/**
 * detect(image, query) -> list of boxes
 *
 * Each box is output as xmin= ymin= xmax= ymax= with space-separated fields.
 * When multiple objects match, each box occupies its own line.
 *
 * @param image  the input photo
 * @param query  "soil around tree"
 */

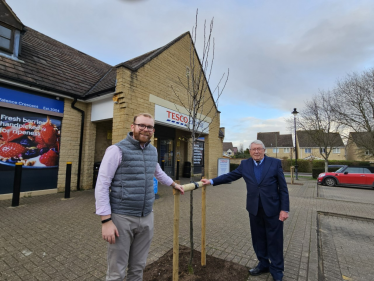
xmin=143 ymin=245 xmax=249 ymax=281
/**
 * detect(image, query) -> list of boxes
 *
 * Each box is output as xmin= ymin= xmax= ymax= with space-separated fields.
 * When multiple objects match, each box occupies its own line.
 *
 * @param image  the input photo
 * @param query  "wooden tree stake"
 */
xmin=173 ymin=188 xmax=180 ymax=281
xmin=201 ymin=184 xmax=207 ymax=266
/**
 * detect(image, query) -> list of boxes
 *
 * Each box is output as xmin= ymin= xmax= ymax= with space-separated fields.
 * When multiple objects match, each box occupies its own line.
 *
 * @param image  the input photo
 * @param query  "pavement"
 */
xmin=1 ymin=177 xmax=374 ymax=281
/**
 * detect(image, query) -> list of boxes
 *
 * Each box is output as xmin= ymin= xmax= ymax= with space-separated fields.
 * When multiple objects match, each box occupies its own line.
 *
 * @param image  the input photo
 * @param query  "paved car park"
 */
xmin=318 ymin=184 xmax=374 ymax=205
xmin=1 ymin=177 xmax=374 ymax=280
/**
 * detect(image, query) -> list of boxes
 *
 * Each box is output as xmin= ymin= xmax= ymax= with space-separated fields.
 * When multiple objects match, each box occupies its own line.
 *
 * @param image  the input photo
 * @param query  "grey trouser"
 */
xmin=106 ymin=212 xmax=154 ymax=281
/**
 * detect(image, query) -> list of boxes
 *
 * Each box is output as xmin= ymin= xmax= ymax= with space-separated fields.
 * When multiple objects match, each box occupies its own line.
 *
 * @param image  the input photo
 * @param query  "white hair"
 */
xmin=249 ymin=140 xmax=265 ymax=150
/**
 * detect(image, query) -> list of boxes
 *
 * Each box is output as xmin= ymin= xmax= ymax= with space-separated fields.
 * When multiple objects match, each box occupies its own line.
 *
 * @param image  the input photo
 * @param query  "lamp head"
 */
xmin=292 ymin=108 xmax=299 ymax=116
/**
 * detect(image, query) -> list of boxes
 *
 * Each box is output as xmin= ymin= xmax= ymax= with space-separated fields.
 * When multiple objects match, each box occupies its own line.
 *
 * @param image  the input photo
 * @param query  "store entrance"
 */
xmin=159 ymin=138 xmax=174 ymax=177
xmin=154 ymin=124 xmax=176 ymax=178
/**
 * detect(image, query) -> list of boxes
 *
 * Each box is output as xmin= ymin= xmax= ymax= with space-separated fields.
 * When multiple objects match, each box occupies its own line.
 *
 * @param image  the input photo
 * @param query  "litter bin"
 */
xmin=183 ymin=161 xmax=191 ymax=178
xmin=93 ymin=162 xmax=101 ymax=188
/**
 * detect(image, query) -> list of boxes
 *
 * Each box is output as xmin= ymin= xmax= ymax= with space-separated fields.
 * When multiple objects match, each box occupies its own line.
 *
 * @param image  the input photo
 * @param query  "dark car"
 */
xmin=317 ymin=166 xmax=374 ymax=188
xmin=327 ymin=164 xmax=345 ymax=171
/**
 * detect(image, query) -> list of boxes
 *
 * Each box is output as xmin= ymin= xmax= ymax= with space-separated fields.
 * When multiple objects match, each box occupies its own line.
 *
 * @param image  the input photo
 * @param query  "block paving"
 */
xmin=0 ymin=178 xmax=373 ymax=280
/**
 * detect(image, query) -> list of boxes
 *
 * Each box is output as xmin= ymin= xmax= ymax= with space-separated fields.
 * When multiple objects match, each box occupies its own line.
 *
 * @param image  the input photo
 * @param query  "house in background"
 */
xmin=296 ymin=131 xmax=345 ymax=160
xmin=346 ymin=132 xmax=374 ymax=162
xmin=223 ymin=142 xmax=237 ymax=157
xmin=257 ymin=132 xmax=293 ymax=159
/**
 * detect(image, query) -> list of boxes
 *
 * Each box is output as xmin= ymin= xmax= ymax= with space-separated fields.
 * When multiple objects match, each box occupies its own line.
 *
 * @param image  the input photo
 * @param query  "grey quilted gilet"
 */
xmin=109 ymin=132 xmax=158 ymax=217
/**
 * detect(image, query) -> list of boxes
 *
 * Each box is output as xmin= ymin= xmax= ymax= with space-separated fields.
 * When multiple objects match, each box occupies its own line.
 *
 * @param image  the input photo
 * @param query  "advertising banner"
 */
xmin=0 ymin=107 xmax=61 ymax=194
xmin=0 ymin=107 xmax=61 ymax=168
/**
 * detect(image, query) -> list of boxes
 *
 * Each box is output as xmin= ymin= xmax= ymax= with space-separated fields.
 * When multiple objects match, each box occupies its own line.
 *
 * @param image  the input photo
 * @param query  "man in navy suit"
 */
xmin=201 ymin=140 xmax=289 ymax=281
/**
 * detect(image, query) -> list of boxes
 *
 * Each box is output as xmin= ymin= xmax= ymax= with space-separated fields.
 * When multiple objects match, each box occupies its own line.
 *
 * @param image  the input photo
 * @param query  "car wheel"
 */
xmin=324 ymin=178 xmax=336 ymax=187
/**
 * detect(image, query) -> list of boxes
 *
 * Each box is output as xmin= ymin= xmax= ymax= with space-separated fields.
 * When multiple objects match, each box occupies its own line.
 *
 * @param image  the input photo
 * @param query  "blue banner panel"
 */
xmin=0 ymin=86 xmax=64 ymax=114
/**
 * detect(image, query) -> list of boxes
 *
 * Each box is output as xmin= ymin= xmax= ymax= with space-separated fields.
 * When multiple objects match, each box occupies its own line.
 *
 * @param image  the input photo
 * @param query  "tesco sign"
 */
xmin=155 ymin=105 xmax=209 ymax=133
xmin=166 ymin=111 xmax=189 ymax=124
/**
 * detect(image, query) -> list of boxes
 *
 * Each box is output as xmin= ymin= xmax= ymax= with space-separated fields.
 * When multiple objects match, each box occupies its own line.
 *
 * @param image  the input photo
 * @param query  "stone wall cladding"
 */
xmin=114 ymin=34 xmax=223 ymax=179
xmin=57 ymin=100 xmax=97 ymax=191
xmin=58 ymin=100 xmax=85 ymax=191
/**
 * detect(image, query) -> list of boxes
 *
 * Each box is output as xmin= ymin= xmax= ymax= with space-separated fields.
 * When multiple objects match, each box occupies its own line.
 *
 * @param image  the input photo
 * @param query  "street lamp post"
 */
xmin=292 ymin=108 xmax=299 ymax=180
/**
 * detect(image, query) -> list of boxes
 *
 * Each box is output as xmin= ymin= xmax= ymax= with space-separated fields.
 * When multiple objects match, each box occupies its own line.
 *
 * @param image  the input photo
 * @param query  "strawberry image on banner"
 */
xmin=0 ymin=108 xmax=62 ymax=168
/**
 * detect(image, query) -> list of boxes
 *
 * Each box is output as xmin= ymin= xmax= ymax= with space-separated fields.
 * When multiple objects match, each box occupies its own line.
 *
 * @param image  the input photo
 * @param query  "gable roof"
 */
xmin=223 ymin=142 xmax=234 ymax=151
xmin=257 ymin=132 xmax=293 ymax=148
xmin=0 ymin=0 xmax=24 ymax=30
xmin=116 ymin=32 xmax=189 ymax=71
xmin=349 ymin=132 xmax=374 ymax=146
xmin=0 ymin=27 xmax=115 ymax=98
xmin=297 ymin=131 xmax=344 ymax=147
xmin=116 ymin=31 xmax=220 ymax=113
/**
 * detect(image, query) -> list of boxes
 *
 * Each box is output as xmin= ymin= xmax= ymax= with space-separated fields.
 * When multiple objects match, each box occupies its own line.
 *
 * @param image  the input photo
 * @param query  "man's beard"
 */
xmin=133 ymin=130 xmax=151 ymax=143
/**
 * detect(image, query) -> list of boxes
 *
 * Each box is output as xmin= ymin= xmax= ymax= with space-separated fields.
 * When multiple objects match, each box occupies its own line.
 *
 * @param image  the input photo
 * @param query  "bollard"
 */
xmin=290 ymin=166 xmax=295 ymax=184
xmin=65 ymin=162 xmax=72 ymax=199
xmin=12 ymin=163 xmax=23 ymax=207
xmin=161 ymin=159 xmax=165 ymax=171
xmin=176 ymin=160 xmax=180 ymax=180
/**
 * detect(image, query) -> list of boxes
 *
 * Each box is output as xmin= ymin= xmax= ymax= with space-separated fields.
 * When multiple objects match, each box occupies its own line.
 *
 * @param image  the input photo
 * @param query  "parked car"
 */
xmin=317 ymin=166 xmax=374 ymax=188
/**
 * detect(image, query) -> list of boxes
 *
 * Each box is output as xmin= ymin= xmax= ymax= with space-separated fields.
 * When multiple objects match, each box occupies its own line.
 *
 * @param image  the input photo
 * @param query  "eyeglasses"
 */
xmin=134 ymin=123 xmax=154 ymax=131
xmin=251 ymin=148 xmax=264 ymax=152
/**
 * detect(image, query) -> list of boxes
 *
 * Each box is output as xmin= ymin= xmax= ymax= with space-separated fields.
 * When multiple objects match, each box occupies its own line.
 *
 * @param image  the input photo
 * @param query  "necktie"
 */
xmin=256 ymin=161 xmax=260 ymax=165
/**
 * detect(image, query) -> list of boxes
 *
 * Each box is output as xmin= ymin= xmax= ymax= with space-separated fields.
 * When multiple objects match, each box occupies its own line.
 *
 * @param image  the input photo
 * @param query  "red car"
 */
xmin=317 ymin=166 xmax=374 ymax=188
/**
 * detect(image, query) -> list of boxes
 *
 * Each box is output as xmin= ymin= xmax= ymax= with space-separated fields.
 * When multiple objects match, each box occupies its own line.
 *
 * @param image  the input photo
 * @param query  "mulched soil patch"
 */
xmin=143 ymin=245 xmax=249 ymax=281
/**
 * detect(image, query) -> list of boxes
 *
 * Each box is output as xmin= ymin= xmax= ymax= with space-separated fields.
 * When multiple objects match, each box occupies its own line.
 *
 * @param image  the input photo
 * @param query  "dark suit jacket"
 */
xmin=212 ymin=156 xmax=289 ymax=217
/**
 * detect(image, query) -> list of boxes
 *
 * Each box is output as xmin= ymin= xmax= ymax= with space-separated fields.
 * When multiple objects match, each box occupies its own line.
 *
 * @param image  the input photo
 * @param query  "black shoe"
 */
xmin=273 ymin=279 xmax=282 ymax=281
xmin=248 ymin=266 xmax=269 ymax=276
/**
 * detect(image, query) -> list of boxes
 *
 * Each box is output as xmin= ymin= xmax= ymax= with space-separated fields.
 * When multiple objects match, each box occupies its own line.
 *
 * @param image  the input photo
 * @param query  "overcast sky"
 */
xmin=7 ymin=0 xmax=374 ymax=149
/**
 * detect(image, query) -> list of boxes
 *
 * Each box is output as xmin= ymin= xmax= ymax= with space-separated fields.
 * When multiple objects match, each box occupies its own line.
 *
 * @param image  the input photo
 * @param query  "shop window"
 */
xmin=0 ymin=24 xmax=13 ymax=53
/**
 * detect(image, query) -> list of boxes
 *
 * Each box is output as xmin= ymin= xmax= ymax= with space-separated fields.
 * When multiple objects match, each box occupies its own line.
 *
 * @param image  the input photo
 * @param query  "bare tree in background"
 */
xmin=333 ymin=69 xmax=374 ymax=158
xmin=171 ymin=10 xmax=229 ymax=272
xmin=296 ymin=91 xmax=343 ymax=172
xmin=239 ymin=143 xmax=244 ymax=154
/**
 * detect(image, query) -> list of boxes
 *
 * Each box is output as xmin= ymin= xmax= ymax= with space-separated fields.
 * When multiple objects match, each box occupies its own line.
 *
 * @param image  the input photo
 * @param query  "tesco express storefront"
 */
xmin=92 ymin=96 xmax=209 ymax=179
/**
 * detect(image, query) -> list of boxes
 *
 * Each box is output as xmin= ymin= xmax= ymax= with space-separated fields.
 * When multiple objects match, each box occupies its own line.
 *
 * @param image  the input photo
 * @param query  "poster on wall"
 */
xmin=193 ymin=141 xmax=204 ymax=165
xmin=0 ymin=107 xmax=61 ymax=168
xmin=217 ymin=158 xmax=230 ymax=177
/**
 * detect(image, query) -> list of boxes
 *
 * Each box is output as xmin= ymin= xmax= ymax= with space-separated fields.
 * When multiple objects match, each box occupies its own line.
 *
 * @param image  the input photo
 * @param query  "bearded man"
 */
xmin=95 ymin=113 xmax=184 ymax=281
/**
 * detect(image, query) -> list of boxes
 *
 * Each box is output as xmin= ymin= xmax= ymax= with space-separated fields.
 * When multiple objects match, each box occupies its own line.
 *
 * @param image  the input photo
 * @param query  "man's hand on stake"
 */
xmin=201 ymin=179 xmax=211 ymax=186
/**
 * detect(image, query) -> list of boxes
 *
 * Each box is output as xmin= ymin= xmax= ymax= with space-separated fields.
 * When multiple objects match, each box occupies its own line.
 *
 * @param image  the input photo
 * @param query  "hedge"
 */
xmin=312 ymin=160 xmax=370 ymax=168
xmin=281 ymin=159 xmax=313 ymax=173
xmin=230 ymin=163 xmax=240 ymax=172
xmin=281 ymin=159 xmax=371 ymax=172
xmin=230 ymin=159 xmax=371 ymax=174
